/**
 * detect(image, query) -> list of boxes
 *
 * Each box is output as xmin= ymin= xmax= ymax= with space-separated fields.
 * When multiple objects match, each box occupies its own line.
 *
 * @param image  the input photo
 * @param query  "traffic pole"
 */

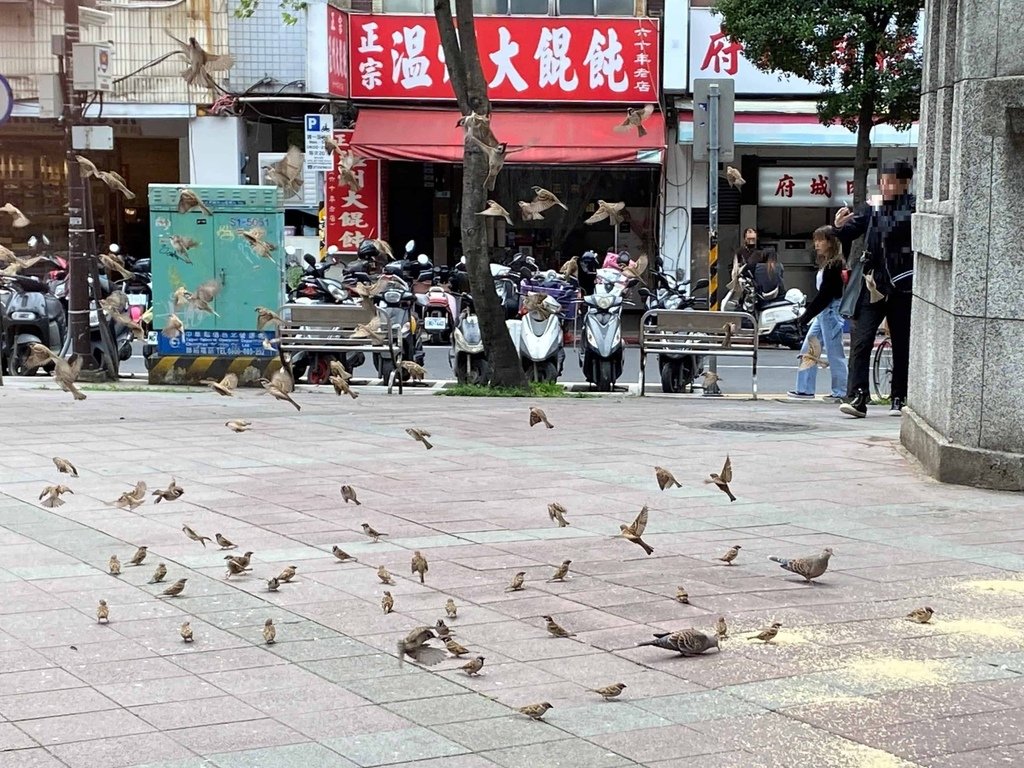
xmin=704 ymin=83 xmax=722 ymax=397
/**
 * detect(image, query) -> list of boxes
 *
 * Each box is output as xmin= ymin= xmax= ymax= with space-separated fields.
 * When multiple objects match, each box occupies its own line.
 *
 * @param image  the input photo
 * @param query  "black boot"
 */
xmin=889 ymin=397 xmax=904 ymax=415
xmin=839 ymin=388 xmax=868 ymax=418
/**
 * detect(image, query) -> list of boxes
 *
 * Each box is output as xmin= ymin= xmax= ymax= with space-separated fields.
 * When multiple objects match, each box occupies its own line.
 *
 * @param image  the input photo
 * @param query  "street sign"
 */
xmin=0 ymin=75 xmax=12 ymax=127
xmin=692 ymin=78 xmax=735 ymax=163
xmin=304 ymin=113 xmax=335 ymax=172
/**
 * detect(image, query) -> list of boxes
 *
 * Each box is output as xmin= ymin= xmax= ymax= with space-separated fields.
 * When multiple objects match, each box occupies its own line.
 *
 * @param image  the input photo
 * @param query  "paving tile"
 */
xmin=45 ymin=732 xmax=196 ymax=768
xmin=16 ymin=708 xmax=155 ymax=746
xmin=0 ymin=747 xmax=71 ymax=768
xmin=433 ymin=715 xmax=563 ymax=752
xmin=482 ymin=739 xmax=635 ymax=768
xmin=588 ymin=723 xmax=729 ymax=762
xmin=0 ymin=722 xmax=37 ymax=750
xmin=131 ymin=696 xmax=266 ymax=730
xmin=326 ymin=725 xmax=469 ymax=766
xmin=343 ymin=673 xmax=472 ymax=704
xmin=0 ymin=687 xmax=116 ymax=720
xmin=166 ymin=718 xmax=307 ymax=755
xmin=209 ymin=742 xmax=358 ymax=768
xmin=384 ymin=694 xmax=509 ymax=726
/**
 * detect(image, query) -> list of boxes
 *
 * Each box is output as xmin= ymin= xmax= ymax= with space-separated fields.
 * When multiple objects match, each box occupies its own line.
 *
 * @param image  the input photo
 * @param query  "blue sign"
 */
xmin=157 ymin=330 xmax=277 ymax=357
xmin=0 ymin=75 xmax=13 ymax=127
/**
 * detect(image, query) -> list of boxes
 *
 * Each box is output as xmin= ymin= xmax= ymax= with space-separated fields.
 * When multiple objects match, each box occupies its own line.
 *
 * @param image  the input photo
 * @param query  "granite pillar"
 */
xmin=902 ymin=0 xmax=1024 ymax=490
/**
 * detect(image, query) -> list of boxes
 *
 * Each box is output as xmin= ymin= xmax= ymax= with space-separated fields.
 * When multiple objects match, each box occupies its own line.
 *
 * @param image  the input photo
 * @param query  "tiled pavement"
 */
xmin=0 ymin=380 xmax=1023 ymax=767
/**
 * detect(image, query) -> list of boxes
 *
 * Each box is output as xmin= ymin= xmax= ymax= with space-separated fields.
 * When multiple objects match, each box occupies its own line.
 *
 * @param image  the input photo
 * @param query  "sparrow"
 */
xmin=638 ymin=629 xmax=720 ymax=656
xmin=378 ymin=566 xmax=396 ymax=585
xmin=176 ymin=188 xmax=212 ymax=215
xmin=106 ymin=308 xmax=146 ymax=340
xmin=98 ymin=251 xmax=134 ymax=281
xmin=330 ymin=374 xmax=358 ymax=399
xmin=864 ymin=270 xmax=885 ymax=303
xmin=167 ymin=33 xmax=235 ymax=88
xmin=162 ymin=313 xmax=184 ymax=340
xmin=522 ymin=292 xmax=562 ymax=321
xmin=128 ymin=546 xmax=148 ymax=566
xmin=225 ymin=558 xmax=251 ymax=579
xmin=263 ymin=618 xmax=276 ymax=644
xmin=52 ymin=353 xmax=87 ymax=401
xmin=406 ymin=428 xmax=433 ymax=449
xmin=227 ymin=551 xmax=253 ymax=569
xmin=722 ymin=322 xmax=736 ymax=348
xmin=477 ymin=199 xmax=513 ymax=226
xmin=95 ymin=169 xmax=135 ymax=199
xmin=271 ymin=367 xmax=294 ymax=394
xmin=329 ymin=359 xmax=352 ymax=381
xmin=619 ymin=505 xmax=654 ymax=555
xmin=332 ymin=545 xmax=355 ymax=562
xmin=400 ymin=360 xmax=427 ymax=381
xmin=558 ymin=254 xmax=579 ymax=278
xmin=529 ymin=185 xmax=568 ymax=212
xmin=469 ymin=136 xmax=523 ymax=191
xmin=543 ymin=615 xmax=575 ymax=638
xmin=702 ymin=370 xmax=722 ymax=390
xmin=907 ymin=607 xmax=935 ymax=624
xmin=547 ymin=560 xmax=572 ymax=582
xmin=237 ymin=227 xmax=277 ymax=260
xmin=799 ymin=335 xmax=829 ymax=370
xmin=152 ymin=478 xmax=184 ymax=503
xmin=506 ymin=571 xmax=526 ymax=592
xmin=362 ymin=523 xmax=387 ymax=542
xmin=1 ymin=202 xmax=30 ymax=228
xmin=715 ymin=616 xmax=728 ymax=639
xmin=39 ymin=484 xmax=73 ymax=508
xmin=717 ymin=545 xmax=742 ymax=565
xmin=381 ymin=591 xmax=394 ymax=614
xmin=168 ymin=235 xmax=199 ymax=263
xmin=518 ymin=702 xmax=553 ymax=720
xmin=675 ymin=586 xmax=689 ymax=604
xmin=456 ymin=111 xmax=490 ymax=138
xmin=24 ymin=343 xmax=55 ymax=369
xmin=351 ymin=317 xmax=384 ymax=343
xmin=725 ymin=166 xmax=746 ymax=188
xmin=548 ymin=502 xmax=570 ymax=527
xmin=336 ymin=150 xmax=364 ymax=192
xmin=726 ymin=255 xmax=743 ymax=293
xmin=585 ymin=200 xmax=626 ymax=226
xmin=186 ymin=279 xmax=221 ymax=315
xmin=445 ymin=598 xmax=458 ymax=619
xmin=613 ymin=104 xmax=655 ymax=137
xmin=592 ymin=682 xmax=627 ymax=700
xmin=149 ymin=563 xmax=167 ymax=583
xmin=434 ymin=619 xmax=454 ymax=639
xmin=111 ymin=490 xmax=143 ymax=511
xmin=225 ymin=420 xmax=252 ymax=433
xmin=277 ymin=565 xmax=297 ymax=583
xmin=750 ymin=622 xmax=782 ymax=643
xmin=215 ymin=534 xmax=236 ymax=550
xmin=397 ymin=626 xmax=445 ymax=666
xmin=411 ymin=551 xmax=428 ymax=584
xmin=341 ymin=485 xmax=361 ymax=505
xmin=706 ymin=455 xmax=737 ymax=502
xmin=263 ymin=146 xmax=304 ymax=197
xmin=182 ymin=525 xmax=212 ymax=547
xmin=255 ymin=306 xmax=283 ymax=330
xmin=460 ymin=655 xmax=485 ymax=676
xmin=158 ymin=578 xmax=188 ymax=598
xmin=108 ymin=555 xmax=122 ymax=575
xmin=96 ymin=600 xmax=109 ymax=624
xmin=258 ymin=377 xmax=300 ymax=411
xmin=266 ymin=577 xmax=280 ymax=592
xmin=180 ymin=621 xmax=194 ymax=642
xmin=621 ymin=252 xmax=649 ymax=284
xmin=445 ymin=637 xmax=469 ymax=657
xmin=655 ymin=466 xmax=681 ymax=490
xmin=529 ymin=406 xmax=553 ymax=428
xmin=518 ymin=200 xmax=545 ymax=221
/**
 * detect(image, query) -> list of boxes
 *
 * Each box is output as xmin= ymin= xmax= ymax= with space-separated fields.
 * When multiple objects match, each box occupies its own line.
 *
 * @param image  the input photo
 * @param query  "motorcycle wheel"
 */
xmin=595 ymin=360 xmax=614 ymax=392
xmin=7 ymin=347 xmax=40 ymax=377
xmin=378 ymin=359 xmax=396 ymax=386
xmin=660 ymin=361 xmax=683 ymax=394
xmin=308 ymin=356 xmax=332 ymax=385
xmin=541 ymin=361 xmax=558 ymax=383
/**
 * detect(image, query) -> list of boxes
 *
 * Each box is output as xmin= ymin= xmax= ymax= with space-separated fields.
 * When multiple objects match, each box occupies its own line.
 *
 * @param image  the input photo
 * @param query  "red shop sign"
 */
xmin=325 ymin=130 xmax=382 ymax=253
xmin=328 ymin=5 xmax=350 ymax=98
xmin=348 ymin=14 xmax=659 ymax=103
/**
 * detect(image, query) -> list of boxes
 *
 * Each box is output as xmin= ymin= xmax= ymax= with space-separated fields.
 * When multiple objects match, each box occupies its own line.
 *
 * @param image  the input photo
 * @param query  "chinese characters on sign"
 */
xmin=325 ymin=130 xmax=382 ymax=253
xmin=327 ymin=5 xmax=350 ymax=98
xmin=758 ymin=168 xmax=855 ymax=207
xmin=348 ymin=15 xmax=659 ymax=102
xmin=156 ymin=330 xmax=277 ymax=357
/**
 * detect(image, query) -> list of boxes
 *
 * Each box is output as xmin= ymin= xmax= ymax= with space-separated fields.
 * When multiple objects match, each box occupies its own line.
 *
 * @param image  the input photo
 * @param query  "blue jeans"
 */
xmin=795 ymin=299 xmax=848 ymax=397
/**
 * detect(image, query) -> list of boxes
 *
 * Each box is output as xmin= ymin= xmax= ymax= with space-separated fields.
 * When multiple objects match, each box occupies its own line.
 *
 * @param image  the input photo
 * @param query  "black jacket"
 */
xmin=834 ymin=194 xmax=916 ymax=296
xmin=800 ymin=260 xmax=846 ymax=326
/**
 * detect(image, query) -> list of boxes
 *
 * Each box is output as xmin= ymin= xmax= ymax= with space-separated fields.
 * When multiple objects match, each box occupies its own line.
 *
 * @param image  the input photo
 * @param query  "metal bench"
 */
xmin=278 ymin=303 xmax=403 ymax=394
xmin=639 ymin=309 xmax=760 ymax=398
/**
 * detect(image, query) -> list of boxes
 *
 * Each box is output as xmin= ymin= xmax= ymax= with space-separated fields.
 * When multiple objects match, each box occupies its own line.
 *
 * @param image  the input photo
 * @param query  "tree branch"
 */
xmin=453 ymin=0 xmax=490 ymax=115
xmin=434 ymin=0 xmax=471 ymax=114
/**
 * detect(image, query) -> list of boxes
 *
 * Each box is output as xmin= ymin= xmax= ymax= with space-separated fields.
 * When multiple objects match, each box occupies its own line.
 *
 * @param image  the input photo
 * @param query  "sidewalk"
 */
xmin=0 ymin=383 xmax=1022 ymax=768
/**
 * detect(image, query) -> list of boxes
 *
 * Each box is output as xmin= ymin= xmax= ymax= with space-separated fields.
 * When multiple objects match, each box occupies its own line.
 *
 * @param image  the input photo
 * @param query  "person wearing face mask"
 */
xmin=832 ymin=160 xmax=916 ymax=418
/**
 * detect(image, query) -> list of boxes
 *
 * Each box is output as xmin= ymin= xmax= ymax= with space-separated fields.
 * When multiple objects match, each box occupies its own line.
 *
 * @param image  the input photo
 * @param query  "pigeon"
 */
xmin=397 ymin=626 xmax=445 ymax=666
xmin=907 ymin=607 xmax=935 ymax=624
xmin=529 ymin=407 xmax=553 ymax=429
xmin=768 ymin=547 xmax=834 ymax=583
xmin=726 ymin=166 xmax=746 ymax=188
xmin=750 ymin=622 xmax=782 ymax=643
xmin=637 ymin=629 xmax=720 ymax=656
xmin=799 ymin=335 xmax=829 ymax=370
xmin=585 ymin=200 xmax=626 ymax=226
xmin=655 ymin=466 xmax=681 ymax=490
xmin=341 ymin=485 xmax=361 ymax=505
xmin=1 ymin=202 xmax=30 ymax=228
xmin=460 ymin=656 xmax=485 ymax=676
xmin=717 ymin=545 xmax=741 ymax=565
xmin=619 ymin=505 xmax=654 ymax=555
xmin=406 ymin=428 xmax=433 ymax=449
xmin=477 ymin=199 xmax=513 ymax=226
xmin=167 ymin=33 xmax=235 ymax=88
xmin=592 ymin=682 xmax=627 ymax=700
xmin=706 ymin=455 xmax=736 ymax=502
xmin=613 ymin=104 xmax=655 ymax=137
xmin=517 ymin=702 xmax=553 ymax=720
xmin=547 ymin=502 xmax=569 ymax=527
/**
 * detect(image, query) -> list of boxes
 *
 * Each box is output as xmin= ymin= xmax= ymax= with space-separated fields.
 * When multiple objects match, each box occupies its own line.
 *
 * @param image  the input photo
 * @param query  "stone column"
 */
xmin=902 ymin=0 xmax=1024 ymax=490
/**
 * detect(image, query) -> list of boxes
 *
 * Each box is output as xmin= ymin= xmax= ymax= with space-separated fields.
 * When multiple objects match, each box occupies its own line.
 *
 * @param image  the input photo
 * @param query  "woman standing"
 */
xmin=788 ymin=226 xmax=848 ymax=402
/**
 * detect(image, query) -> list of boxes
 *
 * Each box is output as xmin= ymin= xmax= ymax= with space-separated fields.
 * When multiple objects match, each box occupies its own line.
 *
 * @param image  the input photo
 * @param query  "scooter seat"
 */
xmin=759 ymin=299 xmax=793 ymax=309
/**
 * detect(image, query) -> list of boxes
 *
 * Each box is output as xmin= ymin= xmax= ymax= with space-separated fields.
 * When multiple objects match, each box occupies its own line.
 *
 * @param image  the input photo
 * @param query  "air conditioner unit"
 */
xmin=257 ymin=151 xmax=319 ymax=209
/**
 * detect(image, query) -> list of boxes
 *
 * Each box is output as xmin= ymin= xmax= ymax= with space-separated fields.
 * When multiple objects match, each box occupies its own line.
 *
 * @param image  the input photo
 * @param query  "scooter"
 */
xmin=373 ymin=274 xmax=425 ymax=385
xmin=2 ymin=273 xmax=67 ymax=376
xmin=641 ymin=275 xmax=710 ymax=393
xmin=723 ymin=273 xmax=806 ymax=350
xmin=508 ymin=291 xmax=565 ymax=383
xmin=579 ymin=267 xmax=634 ymax=392
xmin=448 ymin=293 xmax=490 ymax=385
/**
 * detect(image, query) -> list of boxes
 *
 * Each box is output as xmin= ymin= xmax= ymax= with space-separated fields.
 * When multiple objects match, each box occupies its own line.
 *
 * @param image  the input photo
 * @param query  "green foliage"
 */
xmin=233 ymin=0 xmax=308 ymax=26
xmin=438 ymin=381 xmax=567 ymax=398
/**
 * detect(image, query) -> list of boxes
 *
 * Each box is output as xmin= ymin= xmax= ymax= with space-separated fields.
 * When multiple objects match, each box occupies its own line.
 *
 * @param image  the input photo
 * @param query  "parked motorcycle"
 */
xmin=2 ymin=273 xmax=66 ymax=376
xmin=579 ymin=267 xmax=634 ymax=392
xmin=722 ymin=272 xmax=805 ymax=349
xmin=448 ymin=293 xmax=490 ymax=385
xmin=641 ymin=275 xmax=710 ymax=393
xmin=372 ymin=274 xmax=425 ymax=385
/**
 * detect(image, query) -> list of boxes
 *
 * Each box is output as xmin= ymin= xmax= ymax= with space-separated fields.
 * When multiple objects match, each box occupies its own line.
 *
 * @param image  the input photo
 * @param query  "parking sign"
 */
xmin=304 ymin=113 xmax=334 ymax=172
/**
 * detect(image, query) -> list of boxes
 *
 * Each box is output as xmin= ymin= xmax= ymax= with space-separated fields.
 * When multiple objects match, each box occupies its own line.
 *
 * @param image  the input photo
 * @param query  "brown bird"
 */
xmin=263 ymin=618 xmax=276 ymax=644
xmin=106 ymin=308 xmax=146 ymax=341
xmin=167 ymin=33 xmax=235 ymax=88
xmin=52 ymin=354 xmax=87 ymax=401
xmin=225 ymin=558 xmax=251 ymax=579
xmin=585 ymin=200 xmax=626 ymax=226
xmin=706 ymin=455 xmax=736 ymax=502
xmin=675 ymin=586 xmax=689 ymax=604
xmin=702 ymin=370 xmax=722 ymax=391
xmin=907 ymin=607 xmax=935 ymax=624
xmin=522 ymin=292 xmax=562 ymax=321
xmin=460 ymin=656 xmax=485 ymax=676
xmin=22 ymin=343 xmax=54 ymax=370
xmin=255 ymin=306 xmax=283 ymax=330
xmin=799 ymin=335 xmax=829 ymax=370
xmin=215 ymin=534 xmax=236 ymax=550
xmin=332 ymin=545 xmax=356 ymax=562
xmin=98 ymin=251 xmax=134 ymax=281
xmin=406 ymin=428 xmax=433 ymax=449
xmin=182 ymin=525 xmax=212 ymax=548
xmin=39 ymin=484 xmax=73 ymax=508
xmin=111 ymin=491 xmax=143 ymax=511
xmin=506 ymin=571 xmax=526 ymax=592
xmin=469 ymin=136 xmax=523 ymax=191
xmin=619 ymin=505 xmax=654 ymax=556
xmin=529 ymin=406 xmax=553 ymax=429
xmin=725 ymin=166 xmax=746 ymax=188
xmin=377 ymin=565 xmax=396 ymax=585
xmin=96 ymin=600 xmax=109 ymax=624
xmin=158 ymin=578 xmax=188 ymax=598
xmin=445 ymin=598 xmax=458 ymax=619
xmin=547 ymin=560 xmax=572 ymax=582
xmin=361 ymin=523 xmax=387 ymax=542
xmin=149 ymin=563 xmax=167 ymax=583
xmin=271 ymin=366 xmax=294 ymax=394
xmin=168 ymin=235 xmax=200 ymax=263
xmin=864 ymin=270 xmax=885 ymax=303
xmin=227 ymin=551 xmax=253 ymax=569
xmin=96 ymin=169 xmax=135 ymax=199
xmin=341 ymin=485 xmax=361 ymax=505
xmin=543 ymin=615 xmax=575 ymax=638
xmin=330 ymin=374 xmax=358 ymax=399
xmin=336 ymin=150 xmax=364 ymax=192
xmin=434 ymin=619 xmax=454 ymax=639
xmin=519 ymin=187 xmax=567 ymax=220
xmin=381 ymin=591 xmax=394 ymax=614
xmin=180 ymin=621 xmax=193 ymax=643
xmin=266 ymin=577 xmax=280 ymax=592
xmin=152 ymin=479 xmax=184 ymax=503
xmin=263 ymin=146 xmax=304 ymax=197
xmin=456 ymin=111 xmax=490 ymax=137
xmin=2 ymin=202 xmax=30 ymax=228
xmin=750 ymin=622 xmax=782 ymax=643
xmin=397 ymin=626 xmax=445 ymax=666
xmin=592 ymin=682 xmax=627 ymax=700
xmin=225 ymin=419 xmax=252 ymax=433
xmin=108 ymin=555 xmax=122 ymax=575
xmin=445 ymin=637 xmax=469 ymax=657
xmin=411 ymin=551 xmax=428 ymax=583
xmin=162 ymin=313 xmax=184 ymax=340
xmin=238 ymin=227 xmax=277 ymax=260
xmin=517 ymin=200 xmax=545 ymax=222
xmin=128 ymin=546 xmax=148 ymax=566
xmin=351 ymin=318 xmax=385 ymax=344
xmin=259 ymin=377 xmax=300 ymax=411
xmin=186 ymin=279 xmax=221 ymax=315
xmin=477 ymin=199 xmax=513 ymax=226
xmin=621 ymin=252 xmax=649 ymax=284
xmin=722 ymin=322 xmax=736 ymax=348
xmin=715 ymin=616 xmax=728 ymax=639
xmin=717 ymin=545 xmax=741 ymax=565
xmin=638 ymin=629 xmax=720 ymax=656
xmin=329 ymin=359 xmax=352 ymax=380
xmin=558 ymin=254 xmax=579 ymax=278
xmin=400 ymin=360 xmax=427 ymax=381
xmin=518 ymin=702 xmax=553 ymax=720
xmin=655 ymin=466 xmax=681 ymax=490
xmin=613 ymin=104 xmax=655 ymax=137
xmin=277 ymin=565 xmax=297 ymax=583
xmin=548 ymin=502 xmax=570 ymax=527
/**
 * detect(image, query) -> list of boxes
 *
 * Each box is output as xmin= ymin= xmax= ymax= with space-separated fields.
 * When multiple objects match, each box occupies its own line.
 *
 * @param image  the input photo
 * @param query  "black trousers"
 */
xmin=847 ymin=290 xmax=912 ymax=400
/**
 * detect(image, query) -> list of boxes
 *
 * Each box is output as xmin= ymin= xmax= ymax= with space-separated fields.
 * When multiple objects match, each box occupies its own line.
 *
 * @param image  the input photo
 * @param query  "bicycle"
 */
xmin=871 ymin=320 xmax=893 ymax=401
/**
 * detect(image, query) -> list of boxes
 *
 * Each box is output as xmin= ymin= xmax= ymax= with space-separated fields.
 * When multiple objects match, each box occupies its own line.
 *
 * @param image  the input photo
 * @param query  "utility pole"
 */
xmin=704 ymin=83 xmax=722 ymax=396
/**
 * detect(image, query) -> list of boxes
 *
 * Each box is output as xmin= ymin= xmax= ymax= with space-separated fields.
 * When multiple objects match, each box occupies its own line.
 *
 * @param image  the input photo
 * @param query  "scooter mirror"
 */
xmin=27 ymin=236 xmax=38 ymax=248
xmin=405 ymin=240 xmax=415 ymax=255
xmin=303 ymin=254 xmax=317 ymax=267
xmin=638 ymin=287 xmax=652 ymax=298
xmin=109 ymin=243 xmax=120 ymax=254
xmin=42 ymin=235 xmax=50 ymax=246
xmin=693 ymin=278 xmax=710 ymax=291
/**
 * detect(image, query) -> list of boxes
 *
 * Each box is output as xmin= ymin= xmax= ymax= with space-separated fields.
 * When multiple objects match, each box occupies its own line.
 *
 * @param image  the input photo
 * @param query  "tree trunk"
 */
xmin=852 ymin=39 xmax=879 ymax=206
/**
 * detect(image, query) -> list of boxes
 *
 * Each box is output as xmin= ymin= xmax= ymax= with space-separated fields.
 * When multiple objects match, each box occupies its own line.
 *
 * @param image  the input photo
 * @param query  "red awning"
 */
xmin=350 ymin=108 xmax=665 ymax=166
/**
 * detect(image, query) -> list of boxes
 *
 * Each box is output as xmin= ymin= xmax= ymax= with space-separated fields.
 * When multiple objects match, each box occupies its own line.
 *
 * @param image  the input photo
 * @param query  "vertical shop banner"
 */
xmin=327 ymin=5 xmax=350 ymax=97
xmin=348 ymin=15 xmax=658 ymax=103
xmin=325 ymin=130 xmax=381 ymax=253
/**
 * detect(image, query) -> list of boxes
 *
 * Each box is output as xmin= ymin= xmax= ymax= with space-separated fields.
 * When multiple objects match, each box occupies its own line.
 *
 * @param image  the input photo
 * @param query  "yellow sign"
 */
xmin=318 ymin=201 xmax=326 ymax=260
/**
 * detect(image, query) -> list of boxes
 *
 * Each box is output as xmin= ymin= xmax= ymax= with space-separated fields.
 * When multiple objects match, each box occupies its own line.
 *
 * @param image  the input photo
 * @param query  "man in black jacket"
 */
xmin=833 ymin=160 xmax=915 ymax=418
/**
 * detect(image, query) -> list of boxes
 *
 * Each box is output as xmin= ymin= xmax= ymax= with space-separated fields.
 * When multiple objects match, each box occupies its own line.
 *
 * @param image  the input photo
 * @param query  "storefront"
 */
xmin=323 ymin=11 xmax=664 ymax=269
